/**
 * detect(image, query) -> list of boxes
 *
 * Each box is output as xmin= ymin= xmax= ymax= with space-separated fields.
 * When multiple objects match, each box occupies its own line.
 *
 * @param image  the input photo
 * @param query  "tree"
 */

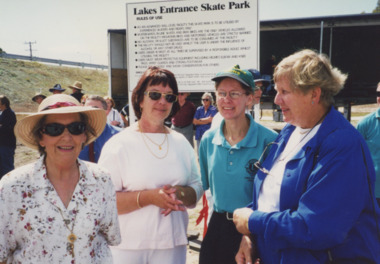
xmin=373 ymin=0 xmax=380 ymax=13
xmin=0 ymin=48 xmax=5 ymax=54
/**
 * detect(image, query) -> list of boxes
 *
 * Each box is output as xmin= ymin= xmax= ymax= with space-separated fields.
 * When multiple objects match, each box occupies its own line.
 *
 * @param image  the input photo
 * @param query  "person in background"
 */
xmin=80 ymin=94 xmax=88 ymax=106
xmin=198 ymin=65 xmax=278 ymax=264
xmin=79 ymin=95 xmax=119 ymax=163
xmin=104 ymin=96 xmax=125 ymax=128
xmin=261 ymin=55 xmax=277 ymax=95
xmin=0 ymin=95 xmax=17 ymax=179
xmin=49 ymin=84 xmax=65 ymax=94
xmin=120 ymin=103 xmax=129 ymax=127
xmin=32 ymin=92 xmax=46 ymax=104
xmin=171 ymin=92 xmax=196 ymax=147
xmin=68 ymin=81 xmax=85 ymax=103
xmin=98 ymin=66 xmax=203 ymax=264
xmin=233 ymin=49 xmax=380 ymax=263
xmin=193 ymin=92 xmax=218 ymax=150
xmin=0 ymin=94 xmax=120 ymax=263
xmin=357 ymin=81 xmax=380 ymax=207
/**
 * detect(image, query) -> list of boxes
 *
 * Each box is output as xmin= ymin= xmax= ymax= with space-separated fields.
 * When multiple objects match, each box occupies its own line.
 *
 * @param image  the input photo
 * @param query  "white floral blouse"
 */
xmin=0 ymin=156 xmax=121 ymax=263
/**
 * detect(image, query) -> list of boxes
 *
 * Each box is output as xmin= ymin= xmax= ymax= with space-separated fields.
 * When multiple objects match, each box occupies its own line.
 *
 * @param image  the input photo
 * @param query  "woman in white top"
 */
xmin=99 ymin=66 xmax=203 ymax=264
xmin=104 ymin=96 xmax=125 ymax=128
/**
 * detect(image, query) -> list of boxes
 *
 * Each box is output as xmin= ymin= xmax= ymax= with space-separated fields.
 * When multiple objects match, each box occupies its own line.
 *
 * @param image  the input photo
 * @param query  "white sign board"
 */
xmin=126 ymin=0 xmax=259 ymax=92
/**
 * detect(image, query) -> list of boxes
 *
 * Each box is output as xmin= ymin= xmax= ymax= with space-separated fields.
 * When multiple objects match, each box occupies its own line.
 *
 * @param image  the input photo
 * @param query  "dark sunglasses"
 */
xmin=41 ymin=122 xmax=86 ymax=137
xmin=144 ymin=91 xmax=177 ymax=103
xmin=202 ymin=99 xmax=209 ymax=102
xmin=377 ymin=91 xmax=380 ymax=97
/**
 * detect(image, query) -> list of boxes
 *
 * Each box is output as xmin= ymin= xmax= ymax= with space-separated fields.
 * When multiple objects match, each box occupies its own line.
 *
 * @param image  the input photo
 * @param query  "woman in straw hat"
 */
xmin=0 ymin=94 xmax=120 ymax=263
xmin=98 ymin=66 xmax=203 ymax=264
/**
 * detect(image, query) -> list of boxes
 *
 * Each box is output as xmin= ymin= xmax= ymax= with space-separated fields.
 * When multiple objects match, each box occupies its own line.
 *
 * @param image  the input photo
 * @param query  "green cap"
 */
xmin=212 ymin=65 xmax=255 ymax=89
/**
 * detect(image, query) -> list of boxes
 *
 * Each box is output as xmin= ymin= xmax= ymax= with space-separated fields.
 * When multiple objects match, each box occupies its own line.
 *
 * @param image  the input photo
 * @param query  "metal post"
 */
xmin=319 ymin=21 xmax=324 ymax=54
xmin=329 ymin=27 xmax=333 ymax=61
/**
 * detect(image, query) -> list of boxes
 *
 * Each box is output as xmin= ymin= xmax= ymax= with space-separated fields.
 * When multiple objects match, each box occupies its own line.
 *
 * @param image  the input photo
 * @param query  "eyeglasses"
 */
xmin=202 ymin=98 xmax=209 ymax=102
xmin=144 ymin=91 xmax=178 ymax=103
xmin=254 ymin=142 xmax=278 ymax=175
xmin=41 ymin=122 xmax=86 ymax=137
xmin=217 ymin=91 xmax=247 ymax=99
xmin=376 ymin=91 xmax=380 ymax=97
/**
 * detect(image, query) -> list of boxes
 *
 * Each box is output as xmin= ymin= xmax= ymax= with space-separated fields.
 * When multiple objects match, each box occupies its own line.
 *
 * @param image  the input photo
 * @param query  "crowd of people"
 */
xmin=0 ymin=49 xmax=379 ymax=264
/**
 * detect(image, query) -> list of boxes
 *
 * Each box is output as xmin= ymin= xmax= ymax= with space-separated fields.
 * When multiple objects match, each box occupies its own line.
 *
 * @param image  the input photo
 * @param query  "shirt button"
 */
xmin=229 ymin=162 xmax=233 ymax=166
xmin=230 ymin=150 xmax=234 ymax=155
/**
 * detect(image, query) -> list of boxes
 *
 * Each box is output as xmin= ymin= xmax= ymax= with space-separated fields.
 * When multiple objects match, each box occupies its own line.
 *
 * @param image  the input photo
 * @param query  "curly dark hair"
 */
xmin=132 ymin=66 xmax=180 ymax=120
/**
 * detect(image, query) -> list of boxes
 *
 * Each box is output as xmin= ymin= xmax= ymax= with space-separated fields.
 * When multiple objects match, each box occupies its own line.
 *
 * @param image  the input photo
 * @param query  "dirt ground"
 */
xmin=12 ymin=105 xmax=377 ymax=264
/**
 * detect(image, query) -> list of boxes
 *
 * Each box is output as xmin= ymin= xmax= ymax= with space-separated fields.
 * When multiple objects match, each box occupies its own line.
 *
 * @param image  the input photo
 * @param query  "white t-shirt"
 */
xmin=98 ymin=124 xmax=203 ymax=250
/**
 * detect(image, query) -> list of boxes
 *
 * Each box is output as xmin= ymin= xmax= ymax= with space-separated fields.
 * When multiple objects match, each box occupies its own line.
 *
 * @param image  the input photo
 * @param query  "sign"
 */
xmin=126 ymin=0 xmax=259 ymax=92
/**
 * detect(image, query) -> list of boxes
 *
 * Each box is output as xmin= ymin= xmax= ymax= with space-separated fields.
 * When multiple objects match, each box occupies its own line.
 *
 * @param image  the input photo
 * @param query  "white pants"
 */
xmin=111 ymin=245 xmax=187 ymax=264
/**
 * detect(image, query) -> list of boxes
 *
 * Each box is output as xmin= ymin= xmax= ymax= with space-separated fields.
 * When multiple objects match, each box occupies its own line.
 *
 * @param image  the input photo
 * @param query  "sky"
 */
xmin=0 ymin=0 xmax=377 ymax=65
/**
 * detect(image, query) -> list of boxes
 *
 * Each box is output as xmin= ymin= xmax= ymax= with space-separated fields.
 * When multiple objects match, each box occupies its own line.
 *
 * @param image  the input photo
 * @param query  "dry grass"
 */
xmin=0 ymin=58 xmax=108 ymax=112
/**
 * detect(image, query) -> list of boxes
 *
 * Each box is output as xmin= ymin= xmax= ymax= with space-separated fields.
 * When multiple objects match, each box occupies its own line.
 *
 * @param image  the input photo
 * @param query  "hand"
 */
xmin=235 ymin=235 xmax=260 ymax=264
xmin=110 ymin=120 xmax=121 ymax=126
xmin=158 ymin=185 xmax=185 ymax=216
xmin=233 ymin=208 xmax=253 ymax=235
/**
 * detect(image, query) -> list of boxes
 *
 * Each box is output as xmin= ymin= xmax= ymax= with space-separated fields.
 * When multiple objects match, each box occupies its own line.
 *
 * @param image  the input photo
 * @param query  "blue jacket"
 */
xmin=249 ymin=107 xmax=380 ymax=263
xmin=79 ymin=124 xmax=119 ymax=163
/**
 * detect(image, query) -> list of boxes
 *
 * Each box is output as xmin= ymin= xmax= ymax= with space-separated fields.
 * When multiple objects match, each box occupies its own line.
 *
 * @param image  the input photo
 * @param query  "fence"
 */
xmin=0 ymin=53 xmax=107 ymax=70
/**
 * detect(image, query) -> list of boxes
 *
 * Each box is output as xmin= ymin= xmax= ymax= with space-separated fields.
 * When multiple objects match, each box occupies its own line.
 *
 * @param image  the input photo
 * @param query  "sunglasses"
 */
xmin=254 ymin=85 xmax=265 ymax=91
xmin=144 ymin=91 xmax=178 ymax=103
xmin=41 ymin=122 xmax=86 ymax=137
xmin=377 ymin=91 xmax=380 ymax=97
xmin=202 ymin=98 xmax=209 ymax=102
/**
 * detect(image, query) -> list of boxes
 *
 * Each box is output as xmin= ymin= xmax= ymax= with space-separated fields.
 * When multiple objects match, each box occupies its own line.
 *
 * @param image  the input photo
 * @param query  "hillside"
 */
xmin=0 ymin=58 xmax=108 ymax=112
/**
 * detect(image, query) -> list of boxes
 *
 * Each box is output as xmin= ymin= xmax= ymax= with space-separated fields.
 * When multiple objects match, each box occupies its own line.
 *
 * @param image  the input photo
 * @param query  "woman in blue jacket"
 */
xmin=233 ymin=49 xmax=380 ymax=264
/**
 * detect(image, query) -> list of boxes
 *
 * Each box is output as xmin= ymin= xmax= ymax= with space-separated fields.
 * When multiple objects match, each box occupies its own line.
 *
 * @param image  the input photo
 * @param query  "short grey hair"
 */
xmin=202 ymin=92 xmax=214 ymax=105
xmin=86 ymin=95 xmax=107 ymax=110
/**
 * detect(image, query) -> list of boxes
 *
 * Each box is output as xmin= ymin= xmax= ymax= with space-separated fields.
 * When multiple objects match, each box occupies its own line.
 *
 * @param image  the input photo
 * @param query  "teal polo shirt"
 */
xmin=199 ymin=114 xmax=278 ymax=213
xmin=357 ymin=108 xmax=380 ymax=198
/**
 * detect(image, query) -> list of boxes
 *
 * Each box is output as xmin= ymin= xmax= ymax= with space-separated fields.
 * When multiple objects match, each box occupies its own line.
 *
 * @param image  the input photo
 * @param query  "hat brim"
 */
xmin=69 ymin=86 xmax=83 ymax=90
xmin=212 ymin=74 xmax=251 ymax=88
xmin=49 ymin=88 xmax=66 ymax=92
xmin=32 ymin=95 xmax=46 ymax=101
xmin=254 ymin=79 xmax=270 ymax=86
xmin=15 ymin=107 xmax=106 ymax=150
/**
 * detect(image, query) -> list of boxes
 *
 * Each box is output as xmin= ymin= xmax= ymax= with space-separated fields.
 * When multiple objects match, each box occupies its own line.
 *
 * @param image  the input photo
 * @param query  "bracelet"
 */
xmin=137 ymin=191 xmax=143 ymax=208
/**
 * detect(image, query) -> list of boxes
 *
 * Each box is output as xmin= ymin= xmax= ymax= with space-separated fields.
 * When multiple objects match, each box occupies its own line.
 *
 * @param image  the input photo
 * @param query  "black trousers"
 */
xmin=199 ymin=211 xmax=242 ymax=264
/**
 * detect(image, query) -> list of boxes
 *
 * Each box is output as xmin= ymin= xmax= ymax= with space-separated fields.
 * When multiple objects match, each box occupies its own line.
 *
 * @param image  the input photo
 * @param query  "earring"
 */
xmin=312 ymin=101 xmax=314 ymax=105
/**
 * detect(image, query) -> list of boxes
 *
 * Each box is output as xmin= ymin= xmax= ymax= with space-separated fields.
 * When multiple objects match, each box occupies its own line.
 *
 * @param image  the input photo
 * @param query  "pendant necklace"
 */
xmin=138 ymin=121 xmax=169 ymax=159
xmin=57 ymin=206 xmax=78 ymax=258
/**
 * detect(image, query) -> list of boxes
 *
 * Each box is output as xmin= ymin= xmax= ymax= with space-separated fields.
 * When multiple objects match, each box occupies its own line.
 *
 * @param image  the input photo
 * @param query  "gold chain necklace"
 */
xmin=138 ymin=122 xmax=169 ymax=159
xmin=57 ymin=206 xmax=78 ymax=258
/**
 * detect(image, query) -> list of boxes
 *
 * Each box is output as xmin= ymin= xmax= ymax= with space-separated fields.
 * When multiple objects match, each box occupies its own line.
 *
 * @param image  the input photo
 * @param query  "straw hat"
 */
xmin=32 ymin=92 xmax=46 ymax=102
xmin=69 ymin=81 xmax=83 ymax=90
xmin=15 ymin=94 xmax=106 ymax=150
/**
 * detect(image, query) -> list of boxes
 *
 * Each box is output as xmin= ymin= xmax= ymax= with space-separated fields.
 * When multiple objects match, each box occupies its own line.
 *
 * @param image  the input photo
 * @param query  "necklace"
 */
xmin=278 ymin=111 xmax=328 ymax=162
xmin=138 ymin=122 xmax=169 ymax=159
xmin=57 ymin=206 xmax=78 ymax=258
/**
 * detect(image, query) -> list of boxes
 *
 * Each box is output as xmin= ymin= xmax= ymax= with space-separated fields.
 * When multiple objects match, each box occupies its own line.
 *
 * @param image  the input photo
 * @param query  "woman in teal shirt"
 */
xmin=198 ymin=65 xmax=277 ymax=264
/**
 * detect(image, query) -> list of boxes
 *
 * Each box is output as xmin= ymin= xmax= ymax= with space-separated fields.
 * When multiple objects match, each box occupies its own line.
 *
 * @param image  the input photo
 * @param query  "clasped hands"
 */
xmin=158 ymin=185 xmax=185 ymax=216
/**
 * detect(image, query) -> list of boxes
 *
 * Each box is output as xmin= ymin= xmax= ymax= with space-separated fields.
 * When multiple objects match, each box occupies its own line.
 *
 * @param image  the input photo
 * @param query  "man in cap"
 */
xmin=31 ymin=93 xmax=46 ymax=104
xmin=49 ymin=84 xmax=66 ymax=94
xmin=68 ymin=81 xmax=85 ymax=103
